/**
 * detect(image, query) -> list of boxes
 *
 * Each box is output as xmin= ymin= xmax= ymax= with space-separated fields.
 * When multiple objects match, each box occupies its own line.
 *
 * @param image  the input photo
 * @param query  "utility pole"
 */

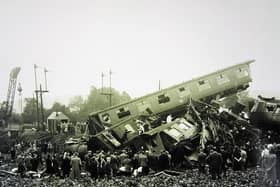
xmin=34 ymin=64 xmax=40 ymax=129
xmin=17 ymin=82 xmax=23 ymax=126
xmin=17 ymin=83 xmax=23 ymax=114
xmin=34 ymin=64 xmax=49 ymax=131
xmin=109 ymin=69 xmax=112 ymax=107
xmin=39 ymin=84 xmax=46 ymax=130
xmin=101 ymin=70 xmax=113 ymax=107
xmin=44 ymin=68 xmax=48 ymax=90
xmin=158 ymin=80 xmax=161 ymax=91
xmin=101 ymin=72 xmax=105 ymax=93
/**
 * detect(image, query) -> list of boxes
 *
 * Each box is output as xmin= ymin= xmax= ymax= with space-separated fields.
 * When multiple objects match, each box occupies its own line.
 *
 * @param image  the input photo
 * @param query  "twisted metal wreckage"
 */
xmin=66 ymin=60 xmax=259 ymax=161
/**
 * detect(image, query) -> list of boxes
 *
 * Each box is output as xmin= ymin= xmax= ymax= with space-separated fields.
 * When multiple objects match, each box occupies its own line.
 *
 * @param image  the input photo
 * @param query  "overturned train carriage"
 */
xmin=250 ymin=95 xmax=280 ymax=129
xmin=87 ymin=60 xmax=254 ymax=154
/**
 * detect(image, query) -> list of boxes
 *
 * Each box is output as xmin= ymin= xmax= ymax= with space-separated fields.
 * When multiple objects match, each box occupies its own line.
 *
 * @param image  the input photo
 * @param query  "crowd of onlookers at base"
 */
xmin=0 ymin=138 xmax=279 ymax=187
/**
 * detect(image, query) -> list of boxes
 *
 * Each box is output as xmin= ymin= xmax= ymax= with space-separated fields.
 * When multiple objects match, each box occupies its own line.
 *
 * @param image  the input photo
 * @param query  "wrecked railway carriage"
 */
xmin=250 ymin=95 xmax=280 ymax=129
xmin=87 ymin=60 xmax=254 ymax=156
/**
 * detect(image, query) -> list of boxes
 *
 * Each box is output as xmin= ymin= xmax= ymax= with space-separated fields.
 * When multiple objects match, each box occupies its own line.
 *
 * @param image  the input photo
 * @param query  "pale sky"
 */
xmin=0 ymin=0 xmax=280 ymax=109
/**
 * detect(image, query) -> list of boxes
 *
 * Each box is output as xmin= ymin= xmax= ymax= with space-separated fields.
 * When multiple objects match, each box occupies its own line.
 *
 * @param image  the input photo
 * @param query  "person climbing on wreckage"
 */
xmin=135 ymin=116 xmax=151 ymax=135
xmin=136 ymin=119 xmax=145 ymax=135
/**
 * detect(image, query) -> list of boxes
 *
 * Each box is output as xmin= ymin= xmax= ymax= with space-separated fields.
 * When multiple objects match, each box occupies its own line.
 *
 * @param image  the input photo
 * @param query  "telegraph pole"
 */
xmin=44 ymin=68 xmax=48 ymax=90
xmin=17 ymin=83 xmax=23 ymax=114
xmin=34 ymin=65 xmax=49 ymax=130
xmin=17 ymin=82 xmax=23 ymax=126
xmin=109 ymin=69 xmax=112 ymax=107
xmin=101 ymin=70 xmax=113 ymax=107
xmin=39 ymin=84 xmax=46 ymax=130
xmin=34 ymin=64 xmax=40 ymax=129
xmin=101 ymin=72 xmax=105 ymax=93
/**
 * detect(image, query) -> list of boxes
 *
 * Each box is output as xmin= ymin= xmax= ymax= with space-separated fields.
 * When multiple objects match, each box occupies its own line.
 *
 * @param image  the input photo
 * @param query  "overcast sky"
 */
xmin=0 ymin=0 xmax=280 ymax=109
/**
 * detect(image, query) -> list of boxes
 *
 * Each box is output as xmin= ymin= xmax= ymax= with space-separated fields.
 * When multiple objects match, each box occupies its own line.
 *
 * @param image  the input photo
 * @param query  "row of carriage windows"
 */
xmin=101 ymin=68 xmax=249 ymax=120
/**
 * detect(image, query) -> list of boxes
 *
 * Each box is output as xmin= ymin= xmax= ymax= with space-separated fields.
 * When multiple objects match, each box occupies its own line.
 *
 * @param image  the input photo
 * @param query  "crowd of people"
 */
xmin=2 ymin=139 xmax=276 ymax=183
xmin=0 ymin=131 xmax=278 ymax=186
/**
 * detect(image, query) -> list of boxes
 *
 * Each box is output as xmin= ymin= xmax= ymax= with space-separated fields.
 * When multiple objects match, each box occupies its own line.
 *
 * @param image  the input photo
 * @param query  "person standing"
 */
xmin=18 ymin=156 xmax=26 ymax=178
xmin=45 ymin=154 xmax=53 ymax=175
xmin=197 ymin=149 xmax=207 ymax=174
xmin=52 ymin=154 xmax=60 ymax=177
xmin=138 ymin=150 xmax=149 ymax=175
xmin=61 ymin=152 xmax=71 ymax=178
xmin=240 ymin=147 xmax=247 ymax=171
xmin=262 ymin=147 xmax=277 ymax=185
xmin=110 ymin=152 xmax=119 ymax=177
xmin=10 ymin=146 xmax=16 ymax=161
xmin=47 ymin=142 xmax=53 ymax=153
xmin=232 ymin=146 xmax=241 ymax=171
xmin=158 ymin=150 xmax=171 ymax=171
xmin=70 ymin=152 xmax=82 ymax=180
xmin=84 ymin=150 xmax=93 ymax=173
xmin=206 ymin=148 xmax=223 ymax=180
xmin=97 ymin=153 xmax=107 ymax=178
xmin=89 ymin=154 xmax=98 ymax=179
xmin=274 ymin=144 xmax=280 ymax=182
xmin=30 ymin=153 xmax=39 ymax=172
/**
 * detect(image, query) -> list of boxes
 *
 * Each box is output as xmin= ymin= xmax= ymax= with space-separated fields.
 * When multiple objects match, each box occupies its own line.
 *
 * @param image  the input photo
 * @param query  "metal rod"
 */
xmin=40 ymin=84 xmax=45 ymax=130
xmin=35 ymin=91 xmax=40 ymax=129
xmin=34 ymin=64 xmax=40 ymax=129
xmin=34 ymin=64 xmax=38 ymax=90
xmin=109 ymin=69 xmax=112 ymax=107
xmin=101 ymin=72 xmax=104 ymax=92
xmin=44 ymin=68 xmax=48 ymax=91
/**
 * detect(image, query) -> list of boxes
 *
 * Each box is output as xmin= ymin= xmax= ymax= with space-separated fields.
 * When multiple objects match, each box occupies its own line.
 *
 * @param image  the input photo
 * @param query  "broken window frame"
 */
xmin=136 ymin=101 xmax=152 ymax=114
xmin=102 ymin=131 xmax=121 ymax=147
xmin=236 ymin=67 xmax=249 ymax=78
xmin=163 ymin=128 xmax=184 ymax=142
xmin=177 ymin=86 xmax=190 ymax=95
xmin=158 ymin=93 xmax=170 ymax=104
xmin=124 ymin=124 xmax=135 ymax=133
xmin=197 ymin=79 xmax=211 ymax=91
xmin=216 ymin=74 xmax=230 ymax=85
xmin=101 ymin=113 xmax=111 ymax=123
xmin=116 ymin=107 xmax=131 ymax=119
xmin=179 ymin=87 xmax=185 ymax=92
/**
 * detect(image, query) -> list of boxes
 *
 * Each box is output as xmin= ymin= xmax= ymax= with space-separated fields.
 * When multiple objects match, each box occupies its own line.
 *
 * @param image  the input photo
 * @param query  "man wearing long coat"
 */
xmin=206 ymin=149 xmax=223 ymax=180
xmin=70 ymin=152 xmax=82 ymax=179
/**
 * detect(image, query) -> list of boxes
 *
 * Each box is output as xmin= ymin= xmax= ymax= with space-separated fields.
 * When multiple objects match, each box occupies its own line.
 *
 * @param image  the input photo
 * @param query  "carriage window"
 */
xmin=125 ymin=124 xmax=135 ymax=133
xmin=116 ymin=107 xmax=131 ymax=118
xmin=179 ymin=87 xmax=185 ymax=92
xmin=236 ymin=68 xmax=249 ymax=78
xmin=102 ymin=113 xmax=111 ymax=123
xmin=216 ymin=74 xmax=230 ymax=85
xmin=158 ymin=94 xmax=170 ymax=104
xmin=198 ymin=80 xmax=205 ymax=85
xmin=197 ymin=79 xmax=211 ymax=91
xmin=177 ymin=87 xmax=190 ymax=98
xmin=136 ymin=101 xmax=152 ymax=114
